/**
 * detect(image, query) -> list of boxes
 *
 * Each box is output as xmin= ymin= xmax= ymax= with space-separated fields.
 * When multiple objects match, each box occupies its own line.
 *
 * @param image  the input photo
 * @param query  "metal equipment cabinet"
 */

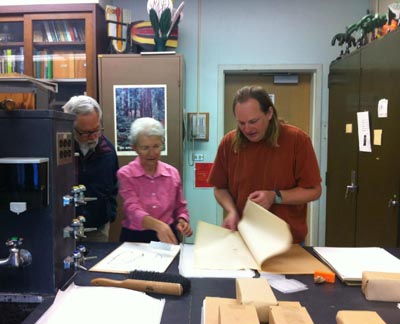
xmin=97 ymin=53 xmax=185 ymax=241
xmin=0 ymin=4 xmax=107 ymax=106
xmin=326 ymin=29 xmax=400 ymax=247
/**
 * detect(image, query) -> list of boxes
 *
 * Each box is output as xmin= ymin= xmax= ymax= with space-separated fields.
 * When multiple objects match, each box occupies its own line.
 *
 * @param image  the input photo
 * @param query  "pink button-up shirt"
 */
xmin=117 ymin=158 xmax=190 ymax=231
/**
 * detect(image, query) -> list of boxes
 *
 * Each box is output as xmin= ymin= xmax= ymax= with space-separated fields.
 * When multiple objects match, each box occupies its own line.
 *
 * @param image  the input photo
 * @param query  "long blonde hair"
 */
xmin=232 ymin=85 xmax=280 ymax=152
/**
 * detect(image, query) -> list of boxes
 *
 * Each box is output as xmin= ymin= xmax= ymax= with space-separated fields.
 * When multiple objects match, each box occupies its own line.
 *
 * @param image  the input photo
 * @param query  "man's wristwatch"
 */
xmin=274 ymin=190 xmax=283 ymax=204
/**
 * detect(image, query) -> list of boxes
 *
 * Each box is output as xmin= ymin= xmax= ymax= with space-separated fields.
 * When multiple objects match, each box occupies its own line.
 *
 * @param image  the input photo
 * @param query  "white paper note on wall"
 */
xmin=378 ymin=98 xmax=388 ymax=118
xmin=357 ymin=111 xmax=372 ymax=152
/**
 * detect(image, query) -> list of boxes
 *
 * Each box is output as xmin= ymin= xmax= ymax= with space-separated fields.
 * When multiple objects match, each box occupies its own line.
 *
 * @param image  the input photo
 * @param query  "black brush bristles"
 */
xmin=128 ymin=270 xmax=191 ymax=294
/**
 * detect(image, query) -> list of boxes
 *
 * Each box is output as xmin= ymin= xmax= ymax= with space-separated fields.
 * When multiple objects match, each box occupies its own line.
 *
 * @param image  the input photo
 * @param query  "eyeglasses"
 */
xmin=74 ymin=127 xmax=104 ymax=139
xmin=137 ymin=144 xmax=163 ymax=153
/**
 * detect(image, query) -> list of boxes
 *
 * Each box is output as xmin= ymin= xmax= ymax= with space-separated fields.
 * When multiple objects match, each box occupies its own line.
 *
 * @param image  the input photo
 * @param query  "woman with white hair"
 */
xmin=117 ymin=117 xmax=192 ymax=244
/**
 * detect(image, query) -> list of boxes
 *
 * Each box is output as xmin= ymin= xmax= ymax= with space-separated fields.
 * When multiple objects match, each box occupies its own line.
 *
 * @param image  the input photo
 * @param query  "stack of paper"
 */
xmin=194 ymin=199 xmax=292 ymax=271
xmin=90 ymin=241 xmax=180 ymax=274
xmin=36 ymin=283 xmax=165 ymax=324
xmin=313 ymin=247 xmax=400 ymax=284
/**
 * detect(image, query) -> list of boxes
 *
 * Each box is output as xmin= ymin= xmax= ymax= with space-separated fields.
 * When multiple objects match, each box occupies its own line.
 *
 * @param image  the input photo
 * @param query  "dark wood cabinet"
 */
xmin=326 ymin=29 xmax=400 ymax=247
xmin=0 ymin=4 xmax=107 ymax=106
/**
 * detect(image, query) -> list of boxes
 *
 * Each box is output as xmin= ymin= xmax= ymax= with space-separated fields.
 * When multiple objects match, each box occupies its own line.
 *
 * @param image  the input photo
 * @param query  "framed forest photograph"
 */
xmin=113 ymin=84 xmax=168 ymax=156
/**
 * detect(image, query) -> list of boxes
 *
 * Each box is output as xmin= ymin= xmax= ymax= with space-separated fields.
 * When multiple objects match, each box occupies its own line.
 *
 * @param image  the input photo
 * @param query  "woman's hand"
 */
xmin=176 ymin=219 xmax=193 ymax=237
xmin=155 ymin=221 xmax=178 ymax=244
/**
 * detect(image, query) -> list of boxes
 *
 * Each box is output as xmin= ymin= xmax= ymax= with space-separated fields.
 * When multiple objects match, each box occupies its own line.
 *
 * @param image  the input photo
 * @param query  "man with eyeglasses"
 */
xmin=63 ymin=95 xmax=119 ymax=242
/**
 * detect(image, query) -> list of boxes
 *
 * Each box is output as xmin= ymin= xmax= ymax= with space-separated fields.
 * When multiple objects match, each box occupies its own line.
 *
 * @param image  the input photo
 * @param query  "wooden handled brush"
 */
xmin=91 ymin=278 xmax=183 ymax=296
xmin=91 ymin=270 xmax=191 ymax=296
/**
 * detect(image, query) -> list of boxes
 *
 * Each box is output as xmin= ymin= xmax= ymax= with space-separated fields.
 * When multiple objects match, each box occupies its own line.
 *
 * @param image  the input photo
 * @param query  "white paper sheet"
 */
xmin=313 ymin=247 xmax=400 ymax=283
xmin=357 ymin=111 xmax=372 ymax=152
xmin=90 ymin=242 xmax=180 ymax=274
xmin=36 ymin=283 xmax=165 ymax=324
xmin=178 ymin=244 xmax=255 ymax=278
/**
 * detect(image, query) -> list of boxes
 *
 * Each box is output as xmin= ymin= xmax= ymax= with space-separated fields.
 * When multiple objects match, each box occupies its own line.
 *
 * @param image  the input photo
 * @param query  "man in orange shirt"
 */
xmin=208 ymin=85 xmax=321 ymax=243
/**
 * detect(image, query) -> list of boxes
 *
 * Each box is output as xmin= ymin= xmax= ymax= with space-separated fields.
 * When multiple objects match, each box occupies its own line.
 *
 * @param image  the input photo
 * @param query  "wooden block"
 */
xmin=219 ymin=304 xmax=259 ymax=324
xmin=236 ymin=277 xmax=278 ymax=322
xmin=269 ymin=305 xmax=314 ymax=324
xmin=203 ymin=297 xmax=237 ymax=324
xmin=336 ymin=310 xmax=386 ymax=324
xmin=362 ymin=271 xmax=400 ymax=302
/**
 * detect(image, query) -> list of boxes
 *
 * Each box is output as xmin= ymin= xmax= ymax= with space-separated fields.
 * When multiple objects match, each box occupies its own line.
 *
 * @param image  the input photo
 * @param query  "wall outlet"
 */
xmin=192 ymin=153 xmax=204 ymax=161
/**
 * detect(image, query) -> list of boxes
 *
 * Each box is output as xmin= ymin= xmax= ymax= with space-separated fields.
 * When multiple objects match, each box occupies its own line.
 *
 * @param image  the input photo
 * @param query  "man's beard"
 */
xmin=77 ymin=138 xmax=99 ymax=156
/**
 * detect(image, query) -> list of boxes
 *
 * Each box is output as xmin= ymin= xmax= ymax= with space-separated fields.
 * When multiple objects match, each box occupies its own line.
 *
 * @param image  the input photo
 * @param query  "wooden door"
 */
xmin=224 ymin=73 xmax=311 ymax=134
xmin=356 ymin=30 xmax=400 ymax=247
xmin=326 ymin=52 xmax=361 ymax=246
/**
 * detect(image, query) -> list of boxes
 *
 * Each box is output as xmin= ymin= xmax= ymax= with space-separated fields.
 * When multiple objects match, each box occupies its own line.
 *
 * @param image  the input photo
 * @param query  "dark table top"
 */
xmin=23 ymin=244 xmax=400 ymax=324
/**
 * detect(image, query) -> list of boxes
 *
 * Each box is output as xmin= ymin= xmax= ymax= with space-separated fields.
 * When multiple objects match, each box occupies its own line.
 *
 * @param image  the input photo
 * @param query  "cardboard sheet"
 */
xmin=261 ymin=244 xmax=332 ymax=274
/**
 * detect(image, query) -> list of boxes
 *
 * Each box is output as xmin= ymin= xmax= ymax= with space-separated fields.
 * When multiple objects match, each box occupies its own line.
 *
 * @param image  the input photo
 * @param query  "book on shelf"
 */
xmin=6 ymin=49 xmax=12 ymax=73
xmin=74 ymin=52 xmax=86 ymax=79
xmin=0 ymin=48 xmax=24 ymax=74
xmin=53 ymin=21 xmax=62 ymax=42
xmin=62 ymin=21 xmax=72 ymax=42
xmin=68 ymin=22 xmax=76 ymax=41
xmin=43 ymin=21 xmax=53 ymax=42
xmin=52 ymin=50 xmax=75 ymax=79
xmin=72 ymin=25 xmax=80 ymax=42
xmin=33 ymin=27 xmax=44 ymax=42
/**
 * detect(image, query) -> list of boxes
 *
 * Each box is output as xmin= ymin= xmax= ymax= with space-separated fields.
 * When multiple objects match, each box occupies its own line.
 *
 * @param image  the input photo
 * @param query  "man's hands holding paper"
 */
xmin=218 ymin=188 xmax=276 ymax=231
xmin=248 ymin=190 xmax=275 ymax=210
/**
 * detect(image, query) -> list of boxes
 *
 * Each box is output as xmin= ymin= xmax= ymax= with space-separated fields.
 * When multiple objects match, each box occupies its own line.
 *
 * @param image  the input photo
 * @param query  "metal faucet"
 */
xmin=63 ymin=245 xmax=97 ymax=271
xmin=0 ymin=237 xmax=32 ymax=268
xmin=63 ymin=216 xmax=97 ymax=240
xmin=63 ymin=185 xmax=97 ymax=207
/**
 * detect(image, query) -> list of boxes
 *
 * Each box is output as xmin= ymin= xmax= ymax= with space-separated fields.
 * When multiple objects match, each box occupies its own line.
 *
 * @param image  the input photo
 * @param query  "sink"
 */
xmin=0 ymin=302 xmax=40 ymax=324
xmin=0 ymin=294 xmax=43 ymax=324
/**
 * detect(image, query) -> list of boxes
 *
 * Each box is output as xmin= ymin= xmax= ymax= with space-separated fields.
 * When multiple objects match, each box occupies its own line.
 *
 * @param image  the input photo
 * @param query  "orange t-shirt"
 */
xmin=208 ymin=124 xmax=321 ymax=243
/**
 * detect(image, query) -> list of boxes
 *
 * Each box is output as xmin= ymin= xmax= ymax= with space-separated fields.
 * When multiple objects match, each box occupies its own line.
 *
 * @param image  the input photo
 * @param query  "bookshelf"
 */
xmin=0 ymin=4 xmax=107 ymax=107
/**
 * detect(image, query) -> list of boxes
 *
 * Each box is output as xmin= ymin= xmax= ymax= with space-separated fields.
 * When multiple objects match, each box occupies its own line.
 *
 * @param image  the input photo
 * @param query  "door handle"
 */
xmin=388 ymin=194 xmax=399 ymax=208
xmin=345 ymin=184 xmax=358 ymax=199
xmin=345 ymin=170 xmax=358 ymax=199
